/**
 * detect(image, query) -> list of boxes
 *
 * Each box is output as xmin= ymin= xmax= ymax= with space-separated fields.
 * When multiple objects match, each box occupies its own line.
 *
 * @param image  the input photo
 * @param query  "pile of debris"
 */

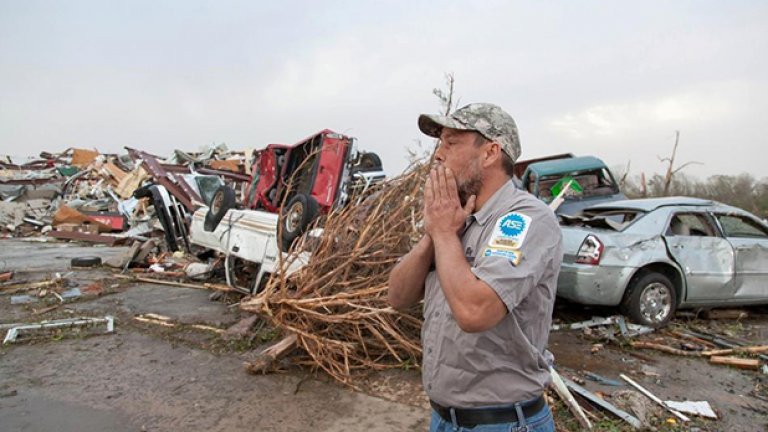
xmin=1 ymin=146 xmax=249 ymax=247
xmin=240 ymin=162 xmax=428 ymax=385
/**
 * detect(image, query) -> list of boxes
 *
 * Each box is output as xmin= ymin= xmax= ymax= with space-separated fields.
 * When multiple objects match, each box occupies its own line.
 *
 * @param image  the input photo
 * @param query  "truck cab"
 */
xmin=520 ymin=155 xmax=625 ymax=215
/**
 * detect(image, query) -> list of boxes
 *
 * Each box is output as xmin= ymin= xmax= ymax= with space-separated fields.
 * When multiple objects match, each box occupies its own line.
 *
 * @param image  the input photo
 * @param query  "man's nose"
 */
xmin=434 ymin=142 xmax=445 ymax=162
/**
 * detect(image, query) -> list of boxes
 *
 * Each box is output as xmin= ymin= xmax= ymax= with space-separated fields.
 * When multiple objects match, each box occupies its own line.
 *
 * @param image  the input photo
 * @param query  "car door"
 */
xmin=713 ymin=213 xmax=768 ymax=300
xmin=664 ymin=212 xmax=735 ymax=302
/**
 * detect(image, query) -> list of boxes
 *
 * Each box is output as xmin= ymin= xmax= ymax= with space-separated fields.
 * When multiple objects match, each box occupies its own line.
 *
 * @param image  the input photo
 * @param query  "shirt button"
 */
xmin=428 ymin=348 xmax=433 ymax=354
xmin=428 ymin=384 xmax=433 ymax=390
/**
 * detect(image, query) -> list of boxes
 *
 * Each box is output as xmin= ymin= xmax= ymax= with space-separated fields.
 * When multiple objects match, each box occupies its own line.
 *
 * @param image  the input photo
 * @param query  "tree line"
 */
xmin=620 ymin=172 xmax=768 ymax=219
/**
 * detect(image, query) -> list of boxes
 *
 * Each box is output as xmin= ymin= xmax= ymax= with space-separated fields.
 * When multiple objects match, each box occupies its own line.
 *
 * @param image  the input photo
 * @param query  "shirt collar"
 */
xmin=471 ymin=179 xmax=519 ymax=226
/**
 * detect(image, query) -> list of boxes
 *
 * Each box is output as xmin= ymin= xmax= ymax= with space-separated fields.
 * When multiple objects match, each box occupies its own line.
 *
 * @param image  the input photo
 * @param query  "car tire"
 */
xmin=621 ymin=272 xmax=677 ymax=328
xmin=280 ymin=193 xmax=319 ymax=252
xmin=204 ymin=185 xmax=236 ymax=232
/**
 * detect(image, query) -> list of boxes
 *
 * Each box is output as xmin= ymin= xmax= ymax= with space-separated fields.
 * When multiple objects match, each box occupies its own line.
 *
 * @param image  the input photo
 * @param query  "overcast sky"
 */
xmin=1 ymin=1 xmax=766 ymax=179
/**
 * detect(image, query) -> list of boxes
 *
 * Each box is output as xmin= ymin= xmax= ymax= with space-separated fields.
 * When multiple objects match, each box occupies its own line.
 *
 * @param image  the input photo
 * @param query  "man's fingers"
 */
xmin=431 ymin=168 xmax=443 ymax=202
xmin=437 ymin=166 xmax=450 ymax=202
xmin=445 ymin=168 xmax=460 ymax=202
xmin=425 ymin=170 xmax=435 ymax=204
xmin=463 ymin=194 xmax=477 ymax=214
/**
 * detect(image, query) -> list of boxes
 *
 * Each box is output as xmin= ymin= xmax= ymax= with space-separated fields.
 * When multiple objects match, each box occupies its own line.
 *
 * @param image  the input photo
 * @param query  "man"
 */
xmin=388 ymin=103 xmax=562 ymax=431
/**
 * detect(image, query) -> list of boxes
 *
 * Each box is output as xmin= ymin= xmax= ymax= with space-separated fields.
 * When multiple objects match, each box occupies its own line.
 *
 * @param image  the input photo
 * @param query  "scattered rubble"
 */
xmin=1 ymin=145 xmax=248 ymax=254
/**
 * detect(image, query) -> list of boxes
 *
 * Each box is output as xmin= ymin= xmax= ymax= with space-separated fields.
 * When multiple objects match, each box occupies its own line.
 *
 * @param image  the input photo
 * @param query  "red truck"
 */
xmin=204 ymin=129 xmax=384 ymax=251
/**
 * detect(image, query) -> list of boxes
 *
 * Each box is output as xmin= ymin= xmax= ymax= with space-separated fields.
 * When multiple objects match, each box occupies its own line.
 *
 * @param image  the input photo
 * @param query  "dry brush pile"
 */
xmin=240 ymin=162 xmax=430 ymax=386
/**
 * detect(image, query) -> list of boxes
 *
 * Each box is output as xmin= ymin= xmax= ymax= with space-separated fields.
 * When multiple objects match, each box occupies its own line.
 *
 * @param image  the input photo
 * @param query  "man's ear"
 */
xmin=483 ymin=142 xmax=502 ymax=168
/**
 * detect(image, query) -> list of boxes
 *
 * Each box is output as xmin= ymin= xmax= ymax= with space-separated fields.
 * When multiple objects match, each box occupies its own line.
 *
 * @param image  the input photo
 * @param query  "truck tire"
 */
xmin=204 ymin=185 xmax=236 ymax=232
xmin=355 ymin=152 xmax=383 ymax=172
xmin=280 ymin=193 xmax=319 ymax=252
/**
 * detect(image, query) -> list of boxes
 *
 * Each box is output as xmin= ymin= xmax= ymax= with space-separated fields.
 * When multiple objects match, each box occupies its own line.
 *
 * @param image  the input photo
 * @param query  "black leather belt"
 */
xmin=430 ymin=396 xmax=546 ymax=428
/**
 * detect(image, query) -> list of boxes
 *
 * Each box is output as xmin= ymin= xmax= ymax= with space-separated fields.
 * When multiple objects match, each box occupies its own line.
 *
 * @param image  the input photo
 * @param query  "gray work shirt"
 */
xmin=421 ymin=180 xmax=563 ymax=408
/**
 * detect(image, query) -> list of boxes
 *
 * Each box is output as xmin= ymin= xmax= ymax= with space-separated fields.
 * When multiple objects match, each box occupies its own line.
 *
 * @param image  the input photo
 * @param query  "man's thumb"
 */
xmin=464 ymin=195 xmax=477 ymax=214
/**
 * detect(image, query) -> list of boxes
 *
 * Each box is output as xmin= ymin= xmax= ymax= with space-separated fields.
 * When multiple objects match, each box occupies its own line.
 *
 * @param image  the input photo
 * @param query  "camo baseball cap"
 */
xmin=418 ymin=103 xmax=521 ymax=162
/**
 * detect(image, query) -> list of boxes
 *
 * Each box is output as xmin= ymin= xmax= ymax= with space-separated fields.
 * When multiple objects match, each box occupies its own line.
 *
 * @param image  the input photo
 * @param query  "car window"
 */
xmin=715 ymin=214 xmax=768 ymax=238
xmin=539 ymin=168 xmax=618 ymax=201
xmin=666 ymin=213 xmax=716 ymax=237
xmin=195 ymin=176 xmax=225 ymax=206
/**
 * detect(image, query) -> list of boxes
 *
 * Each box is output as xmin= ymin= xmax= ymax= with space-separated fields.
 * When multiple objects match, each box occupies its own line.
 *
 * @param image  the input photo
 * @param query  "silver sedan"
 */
xmin=557 ymin=197 xmax=768 ymax=327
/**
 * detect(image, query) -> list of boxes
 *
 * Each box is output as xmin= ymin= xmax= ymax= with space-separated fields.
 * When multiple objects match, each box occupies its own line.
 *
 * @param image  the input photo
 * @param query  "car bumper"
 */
xmin=557 ymin=262 xmax=637 ymax=306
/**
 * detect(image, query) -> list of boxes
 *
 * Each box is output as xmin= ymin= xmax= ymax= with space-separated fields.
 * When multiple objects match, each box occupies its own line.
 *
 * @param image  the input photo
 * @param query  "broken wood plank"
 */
xmin=702 ymin=345 xmax=768 ymax=357
xmin=191 ymin=324 xmax=225 ymax=334
xmin=550 ymin=368 xmax=592 ymax=430
xmin=620 ymin=374 xmax=690 ymax=422
xmin=49 ymin=230 xmax=122 ymax=245
xmin=53 ymin=205 xmax=112 ymax=232
xmin=114 ymin=274 xmax=234 ymax=292
xmin=209 ymin=159 xmax=241 ymax=172
xmin=115 ymin=166 xmax=149 ymax=199
xmin=245 ymin=334 xmax=298 ymax=375
xmin=32 ymin=304 xmax=62 ymax=315
xmin=0 ymin=278 xmax=62 ymax=295
xmin=134 ymin=316 xmax=175 ymax=327
xmin=684 ymin=330 xmax=768 ymax=362
xmin=709 ymin=356 xmax=760 ymax=370
xmin=630 ymin=341 xmax=701 ymax=357
xmin=101 ymin=162 xmax=127 ymax=184
xmin=142 ymin=313 xmax=172 ymax=321
xmin=71 ymin=148 xmax=99 ymax=168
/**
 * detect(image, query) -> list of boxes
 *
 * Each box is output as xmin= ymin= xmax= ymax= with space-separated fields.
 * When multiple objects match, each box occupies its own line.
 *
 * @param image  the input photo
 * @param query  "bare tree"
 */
xmin=618 ymin=160 xmax=631 ymax=190
xmin=658 ymin=130 xmax=702 ymax=196
xmin=409 ymin=74 xmax=460 ymax=164
xmin=432 ymin=73 xmax=457 ymax=116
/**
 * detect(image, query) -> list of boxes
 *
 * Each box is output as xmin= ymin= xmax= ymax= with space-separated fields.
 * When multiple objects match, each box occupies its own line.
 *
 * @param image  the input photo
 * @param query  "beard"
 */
xmin=456 ymin=157 xmax=483 ymax=207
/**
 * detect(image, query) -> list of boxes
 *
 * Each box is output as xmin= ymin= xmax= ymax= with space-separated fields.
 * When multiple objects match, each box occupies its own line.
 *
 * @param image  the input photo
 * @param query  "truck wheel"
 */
xmin=621 ymin=272 xmax=677 ymax=328
xmin=281 ymin=193 xmax=319 ymax=252
xmin=355 ymin=152 xmax=382 ymax=172
xmin=204 ymin=185 xmax=236 ymax=232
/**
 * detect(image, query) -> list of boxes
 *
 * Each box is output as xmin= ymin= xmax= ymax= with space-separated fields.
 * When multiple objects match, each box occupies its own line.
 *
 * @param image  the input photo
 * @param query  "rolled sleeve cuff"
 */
xmin=471 ymin=265 xmax=532 ymax=314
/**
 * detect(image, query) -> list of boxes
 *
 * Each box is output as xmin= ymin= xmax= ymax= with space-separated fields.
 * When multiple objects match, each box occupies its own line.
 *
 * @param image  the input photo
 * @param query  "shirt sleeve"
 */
xmin=470 ymin=209 xmax=560 ymax=313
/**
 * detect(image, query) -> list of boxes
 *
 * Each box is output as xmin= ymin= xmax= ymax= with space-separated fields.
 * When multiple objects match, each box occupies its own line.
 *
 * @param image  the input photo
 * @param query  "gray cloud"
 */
xmin=1 ymin=1 xmax=766 ymax=179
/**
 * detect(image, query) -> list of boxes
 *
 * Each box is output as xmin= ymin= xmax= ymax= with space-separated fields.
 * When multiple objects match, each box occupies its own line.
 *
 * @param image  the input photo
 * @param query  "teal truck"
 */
xmin=516 ymin=154 xmax=625 ymax=216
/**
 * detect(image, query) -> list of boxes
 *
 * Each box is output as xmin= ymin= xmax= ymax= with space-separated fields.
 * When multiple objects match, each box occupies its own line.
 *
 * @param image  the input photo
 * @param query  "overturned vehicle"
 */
xmin=188 ymin=129 xmax=385 ymax=292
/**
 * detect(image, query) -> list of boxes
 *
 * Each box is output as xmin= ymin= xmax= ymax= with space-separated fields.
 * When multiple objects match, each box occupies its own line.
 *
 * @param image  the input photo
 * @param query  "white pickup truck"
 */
xmin=188 ymin=206 xmax=309 ymax=293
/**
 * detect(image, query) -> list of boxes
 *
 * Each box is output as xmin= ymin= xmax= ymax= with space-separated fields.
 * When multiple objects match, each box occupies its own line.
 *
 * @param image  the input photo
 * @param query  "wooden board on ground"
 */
xmin=709 ymin=356 xmax=760 ymax=370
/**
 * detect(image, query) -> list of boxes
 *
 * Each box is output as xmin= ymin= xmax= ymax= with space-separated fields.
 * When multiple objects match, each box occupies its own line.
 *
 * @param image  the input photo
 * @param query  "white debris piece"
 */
xmin=664 ymin=401 xmax=718 ymax=419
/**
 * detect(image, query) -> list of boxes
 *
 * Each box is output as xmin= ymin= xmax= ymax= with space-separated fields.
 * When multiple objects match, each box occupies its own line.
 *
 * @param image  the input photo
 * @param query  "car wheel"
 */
xmin=280 ymin=193 xmax=319 ymax=252
xmin=204 ymin=185 xmax=236 ymax=232
xmin=621 ymin=272 xmax=677 ymax=328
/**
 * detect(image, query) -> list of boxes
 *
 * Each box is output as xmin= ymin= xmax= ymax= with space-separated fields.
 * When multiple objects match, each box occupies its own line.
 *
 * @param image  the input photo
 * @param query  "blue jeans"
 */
xmin=429 ymin=403 xmax=555 ymax=432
